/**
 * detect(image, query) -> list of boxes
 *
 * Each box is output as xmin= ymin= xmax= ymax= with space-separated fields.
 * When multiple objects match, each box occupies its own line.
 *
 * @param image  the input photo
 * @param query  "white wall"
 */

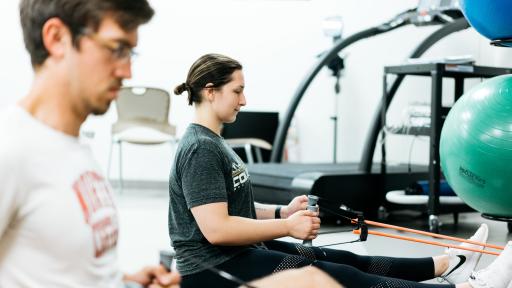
xmin=2 ymin=0 xmax=512 ymax=181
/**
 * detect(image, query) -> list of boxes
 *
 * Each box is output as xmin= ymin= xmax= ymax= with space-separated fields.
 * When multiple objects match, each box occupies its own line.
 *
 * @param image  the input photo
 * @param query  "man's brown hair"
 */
xmin=20 ymin=0 xmax=154 ymax=67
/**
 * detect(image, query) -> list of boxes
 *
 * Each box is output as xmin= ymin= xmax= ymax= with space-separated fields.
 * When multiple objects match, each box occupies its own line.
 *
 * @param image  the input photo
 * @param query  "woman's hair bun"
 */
xmin=174 ymin=82 xmax=189 ymax=95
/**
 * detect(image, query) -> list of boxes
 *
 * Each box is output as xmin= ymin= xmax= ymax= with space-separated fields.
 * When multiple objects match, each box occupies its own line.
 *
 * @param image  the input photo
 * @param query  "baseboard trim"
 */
xmin=109 ymin=179 xmax=168 ymax=190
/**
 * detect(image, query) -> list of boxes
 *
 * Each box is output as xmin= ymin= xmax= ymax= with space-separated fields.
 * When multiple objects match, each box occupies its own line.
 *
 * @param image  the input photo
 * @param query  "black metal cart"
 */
xmin=381 ymin=63 xmax=512 ymax=232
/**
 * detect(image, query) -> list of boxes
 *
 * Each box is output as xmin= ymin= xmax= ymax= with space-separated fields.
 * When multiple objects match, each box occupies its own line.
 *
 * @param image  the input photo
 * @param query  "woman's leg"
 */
xmin=180 ymin=248 xmax=310 ymax=288
xmin=312 ymin=260 xmax=455 ymax=288
xmin=264 ymin=222 xmax=489 ymax=283
xmin=265 ymin=240 xmax=435 ymax=282
xmin=181 ymin=246 xmax=455 ymax=288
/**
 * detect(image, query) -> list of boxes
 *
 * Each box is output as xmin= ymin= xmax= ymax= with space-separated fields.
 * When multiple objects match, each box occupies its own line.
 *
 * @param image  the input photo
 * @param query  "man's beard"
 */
xmin=90 ymin=100 xmax=112 ymax=115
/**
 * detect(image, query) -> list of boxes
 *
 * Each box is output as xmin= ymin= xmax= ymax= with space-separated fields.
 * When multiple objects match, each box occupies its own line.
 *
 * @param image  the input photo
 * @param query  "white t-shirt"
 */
xmin=0 ymin=105 xmax=123 ymax=287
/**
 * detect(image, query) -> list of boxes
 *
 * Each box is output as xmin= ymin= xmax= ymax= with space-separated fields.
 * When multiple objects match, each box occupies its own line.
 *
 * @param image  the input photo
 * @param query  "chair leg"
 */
xmin=244 ymin=143 xmax=254 ymax=164
xmin=107 ymin=140 xmax=114 ymax=180
xmin=255 ymin=147 xmax=263 ymax=163
xmin=169 ymin=140 xmax=177 ymax=163
xmin=118 ymin=141 xmax=124 ymax=194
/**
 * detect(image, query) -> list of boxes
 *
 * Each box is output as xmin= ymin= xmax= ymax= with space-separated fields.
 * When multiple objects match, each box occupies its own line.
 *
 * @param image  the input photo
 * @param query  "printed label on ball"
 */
xmin=459 ymin=166 xmax=486 ymax=188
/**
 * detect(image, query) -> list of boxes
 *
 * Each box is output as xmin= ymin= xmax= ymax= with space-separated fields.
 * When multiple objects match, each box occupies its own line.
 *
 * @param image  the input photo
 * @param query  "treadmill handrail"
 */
xmin=270 ymin=9 xmax=414 ymax=163
xmin=359 ymin=17 xmax=469 ymax=172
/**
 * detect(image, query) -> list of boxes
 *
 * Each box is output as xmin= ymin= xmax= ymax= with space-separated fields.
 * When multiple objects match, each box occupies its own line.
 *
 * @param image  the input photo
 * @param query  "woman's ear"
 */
xmin=204 ymin=83 xmax=215 ymax=102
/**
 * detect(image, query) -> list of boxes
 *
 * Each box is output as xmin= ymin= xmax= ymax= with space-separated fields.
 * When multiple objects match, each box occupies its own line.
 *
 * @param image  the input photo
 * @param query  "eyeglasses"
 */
xmin=80 ymin=29 xmax=137 ymax=62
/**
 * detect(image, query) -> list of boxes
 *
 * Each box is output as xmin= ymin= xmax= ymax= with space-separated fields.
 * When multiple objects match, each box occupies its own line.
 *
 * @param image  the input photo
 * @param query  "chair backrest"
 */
xmin=221 ymin=111 xmax=279 ymax=162
xmin=113 ymin=87 xmax=175 ymax=135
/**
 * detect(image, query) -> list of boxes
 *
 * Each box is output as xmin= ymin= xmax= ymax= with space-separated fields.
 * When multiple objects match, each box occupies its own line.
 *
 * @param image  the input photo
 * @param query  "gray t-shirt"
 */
xmin=168 ymin=124 xmax=257 ymax=275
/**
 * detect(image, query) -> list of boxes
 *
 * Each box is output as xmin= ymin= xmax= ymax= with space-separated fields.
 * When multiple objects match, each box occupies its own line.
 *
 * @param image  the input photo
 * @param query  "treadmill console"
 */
xmin=412 ymin=0 xmax=463 ymax=26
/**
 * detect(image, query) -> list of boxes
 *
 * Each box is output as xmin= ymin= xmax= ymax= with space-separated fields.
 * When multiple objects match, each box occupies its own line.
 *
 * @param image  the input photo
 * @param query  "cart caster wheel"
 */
xmin=377 ymin=206 xmax=388 ymax=221
xmin=508 ymin=222 xmax=512 ymax=234
xmin=429 ymin=215 xmax=440 ymax=234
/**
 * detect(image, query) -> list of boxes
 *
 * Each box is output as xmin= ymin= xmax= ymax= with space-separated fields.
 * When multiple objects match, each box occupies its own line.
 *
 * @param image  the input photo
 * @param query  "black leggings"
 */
xmin=181 ymin=240 xmax=455 ymax=288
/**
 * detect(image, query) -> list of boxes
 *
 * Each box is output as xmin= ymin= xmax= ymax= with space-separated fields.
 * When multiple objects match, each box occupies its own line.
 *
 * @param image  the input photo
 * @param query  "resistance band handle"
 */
xmin=159 ymin=250 xmax=175 ymax=271
xmin=303 ymin=195 xmax=319 ymax=247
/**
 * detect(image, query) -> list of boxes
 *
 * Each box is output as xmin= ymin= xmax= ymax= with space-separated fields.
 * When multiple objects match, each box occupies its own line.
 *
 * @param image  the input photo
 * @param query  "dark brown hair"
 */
xmin=20 ymin=0 xmax=154 ymax=67
xmin=174 ymin=53 xmax=243 ymax=105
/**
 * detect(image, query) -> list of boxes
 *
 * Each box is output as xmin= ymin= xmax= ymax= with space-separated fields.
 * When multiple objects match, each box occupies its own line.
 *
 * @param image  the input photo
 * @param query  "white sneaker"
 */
xmin=442 ymin=224 xmax=489 ymax=284
xmin=469 ymin=241 xmax=512 ymax=288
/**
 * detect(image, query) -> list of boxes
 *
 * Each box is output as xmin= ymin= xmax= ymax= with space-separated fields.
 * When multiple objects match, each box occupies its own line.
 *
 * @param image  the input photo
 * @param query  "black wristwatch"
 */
xmin=275 ymin=206 xmax=282 ymax=219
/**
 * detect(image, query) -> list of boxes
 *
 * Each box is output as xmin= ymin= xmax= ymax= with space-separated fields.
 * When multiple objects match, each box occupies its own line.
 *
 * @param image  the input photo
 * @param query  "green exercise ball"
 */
xmin=440 ymin=75 xmax=512 ymax=217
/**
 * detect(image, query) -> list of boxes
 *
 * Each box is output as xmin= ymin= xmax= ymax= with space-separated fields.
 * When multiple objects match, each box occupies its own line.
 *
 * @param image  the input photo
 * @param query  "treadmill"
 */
xmin=249 ymin=0 xmax=469 ymax=217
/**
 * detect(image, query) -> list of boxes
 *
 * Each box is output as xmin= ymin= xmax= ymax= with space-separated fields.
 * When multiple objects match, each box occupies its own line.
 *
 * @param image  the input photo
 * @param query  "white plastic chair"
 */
xmin=224 ymin=138 xmax=272 ymax=164
xmin=107 ymin=87 xmax=177 ymax=192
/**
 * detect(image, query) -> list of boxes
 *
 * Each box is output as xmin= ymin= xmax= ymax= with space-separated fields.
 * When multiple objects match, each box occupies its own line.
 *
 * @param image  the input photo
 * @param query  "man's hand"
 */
xmin=124 ymin=265 xmax=181 ymax=288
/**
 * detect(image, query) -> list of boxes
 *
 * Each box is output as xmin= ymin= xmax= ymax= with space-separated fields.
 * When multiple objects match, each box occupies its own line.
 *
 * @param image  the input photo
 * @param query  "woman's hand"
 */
xmin=285 ymin=210 xmax=321 ymax=240
xmin=281 ymin=195 xmax=309 ymax=218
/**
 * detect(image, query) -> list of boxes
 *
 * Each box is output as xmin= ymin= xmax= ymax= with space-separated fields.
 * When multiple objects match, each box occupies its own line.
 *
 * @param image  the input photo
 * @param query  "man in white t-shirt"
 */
xmin=0 ymin=1 xmax=180 ymax=287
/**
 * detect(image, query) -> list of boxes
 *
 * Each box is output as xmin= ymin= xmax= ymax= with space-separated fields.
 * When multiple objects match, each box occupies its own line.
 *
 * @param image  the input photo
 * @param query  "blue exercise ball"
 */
xmin=440 ymin=75 xmax=512 ymax=217
xmin=460 ymin=0 xmax=512 ymax=41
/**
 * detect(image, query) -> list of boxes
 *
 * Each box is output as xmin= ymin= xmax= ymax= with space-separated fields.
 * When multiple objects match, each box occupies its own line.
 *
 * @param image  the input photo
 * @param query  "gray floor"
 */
xmin=115 ymin=187 xmax=512 ymax=279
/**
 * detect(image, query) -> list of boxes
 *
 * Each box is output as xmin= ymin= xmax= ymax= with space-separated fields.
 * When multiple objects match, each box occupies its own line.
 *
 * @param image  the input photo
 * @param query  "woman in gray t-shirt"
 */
xmin=168 ymin=53 xmax=504 ymax=288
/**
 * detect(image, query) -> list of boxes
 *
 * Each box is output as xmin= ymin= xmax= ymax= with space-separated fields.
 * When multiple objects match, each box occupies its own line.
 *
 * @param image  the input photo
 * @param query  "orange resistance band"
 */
xmin=363 ymin=220 xmax=504 ymax=250
xmin=353 ymin=229 xmax=500 ymax=256
xmin=355 ymin=219 xmax=505 ymax=251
